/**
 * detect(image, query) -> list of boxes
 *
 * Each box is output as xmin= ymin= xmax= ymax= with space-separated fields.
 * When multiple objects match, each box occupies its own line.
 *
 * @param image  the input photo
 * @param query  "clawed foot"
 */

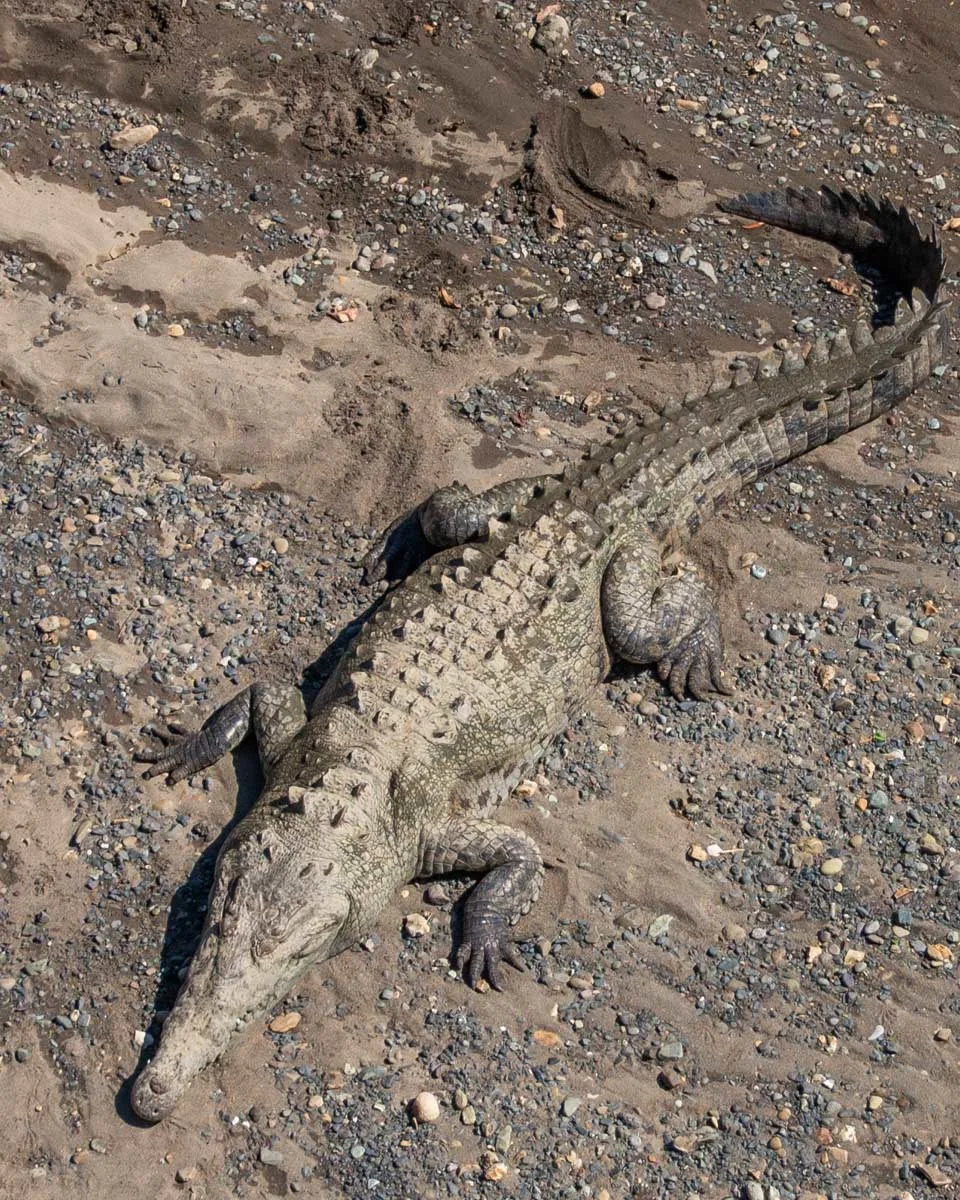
xmin=135 ymin=720 xmax=204 ymax=784
xmin=455 ymin=915 xmax=525 ymax=991
xmin=361 ymin=506 xmax=434 ymax=585
xmin=656 ymin=612 xmax=734 ymax=701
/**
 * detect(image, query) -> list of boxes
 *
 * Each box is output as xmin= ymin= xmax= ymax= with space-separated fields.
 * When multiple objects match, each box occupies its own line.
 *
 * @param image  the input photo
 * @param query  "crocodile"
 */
xmin=130 ymin=188 xmax=949 ymax=1121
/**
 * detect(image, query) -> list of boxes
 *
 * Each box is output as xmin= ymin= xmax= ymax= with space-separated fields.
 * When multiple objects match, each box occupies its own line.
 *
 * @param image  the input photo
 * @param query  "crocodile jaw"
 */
xmin=130 ymin=910 xmax=346 ymax=1121
xmin=131 ymin=813 xmax=351 ymax=1121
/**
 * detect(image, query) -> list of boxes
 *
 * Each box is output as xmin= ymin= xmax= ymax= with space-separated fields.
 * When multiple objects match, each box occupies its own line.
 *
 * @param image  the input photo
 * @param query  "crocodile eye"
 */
xmin=253 ymin=933 xmax=278 ymax=960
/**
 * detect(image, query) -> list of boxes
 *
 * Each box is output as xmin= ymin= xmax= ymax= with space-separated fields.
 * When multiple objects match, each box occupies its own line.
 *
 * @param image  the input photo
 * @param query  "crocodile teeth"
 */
xmin=829 ymin=328 xmax=852 ymax=358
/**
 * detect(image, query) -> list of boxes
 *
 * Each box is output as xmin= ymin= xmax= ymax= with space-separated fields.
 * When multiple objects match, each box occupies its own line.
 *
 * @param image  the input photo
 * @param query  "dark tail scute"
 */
xmin=718 ymin=186 xmax=946 ymax=305
xmin=638 ymin=188 xmax=952 ymax=538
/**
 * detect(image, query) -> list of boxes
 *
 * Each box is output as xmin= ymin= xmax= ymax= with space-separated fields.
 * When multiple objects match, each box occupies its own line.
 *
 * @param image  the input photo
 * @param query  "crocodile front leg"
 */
xmin=418 ymin=819 xmax=544 ymax=990
xmin=363 ymin=475 xmax=555 ymax=583
xmin=136 ymin=682 xmax=308 ymax=783
xmin=602 ymin=539 xmax=733 ymax=701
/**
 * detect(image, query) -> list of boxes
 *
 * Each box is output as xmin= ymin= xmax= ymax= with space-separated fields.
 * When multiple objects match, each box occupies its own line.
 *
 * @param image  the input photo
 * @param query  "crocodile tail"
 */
xmin=718 ymin=186 xmax=946 ymax=305
xmin=712 ymin=186 xmax=951 ymax=427
xmin=635 ymin=189 xmax=951 ymax=541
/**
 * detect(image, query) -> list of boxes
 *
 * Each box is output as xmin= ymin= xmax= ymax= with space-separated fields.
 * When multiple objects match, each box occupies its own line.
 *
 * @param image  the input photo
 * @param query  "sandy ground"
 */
xmin=0 ymin=1 xmax=958 ymax=1198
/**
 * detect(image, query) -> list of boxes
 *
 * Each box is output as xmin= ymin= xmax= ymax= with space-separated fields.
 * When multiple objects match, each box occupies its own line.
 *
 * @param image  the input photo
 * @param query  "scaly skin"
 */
xmin=131 ymin=188 xmax=949 ymax=1121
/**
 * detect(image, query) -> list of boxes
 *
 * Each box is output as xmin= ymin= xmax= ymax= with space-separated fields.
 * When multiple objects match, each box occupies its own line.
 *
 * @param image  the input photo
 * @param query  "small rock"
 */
xmin=647 ymin=913 xmax=674 ymax=939
xmin=109 ymin=124 xmax=160 ymax=151
xmin=268 ymin=1011 xmax=301 ymax=1034
xmin=403 ymin=913 xmax=430 ymax=938
xmin=820 ymin=858 xmax=844 ymax=877
xmin=562 ymin=1096 xmax=582 ymax=1117
xmin=584 ymin=82 xmax=605 ymax=99
xmin=272 ymin=536 xmax=289 ymax=554
xmin=643 ymin=291 xmax=667 ymax=311
xmin=260 ymin=1148 xmax=283 ymax=1166
xmin=915 ymin=1164 xmax=952 ymax=1188
xmin=532 ymin=13 xmax=570 ymax=52
xmin=409 ymin=1092 xmax=441 ymax=1123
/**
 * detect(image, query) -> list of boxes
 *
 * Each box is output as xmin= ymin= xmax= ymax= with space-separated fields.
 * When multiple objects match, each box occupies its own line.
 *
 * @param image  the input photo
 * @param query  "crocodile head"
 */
xmin=130 ymin=790 xmax=356 ymax=1122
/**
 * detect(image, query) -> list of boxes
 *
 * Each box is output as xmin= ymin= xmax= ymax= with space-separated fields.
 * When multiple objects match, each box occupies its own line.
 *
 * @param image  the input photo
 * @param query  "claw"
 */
xmin=687 ymin=659 xmax=712 ymax=700
xmin=361 ymin=507 xmax=433 ymax=585
xmin=655 ymin=612 xmax=733 ymax=702
xmin=135 ymin=722 xmax=197 ymax=784
xmin=455 ymin=917 xmax=524 ymax=991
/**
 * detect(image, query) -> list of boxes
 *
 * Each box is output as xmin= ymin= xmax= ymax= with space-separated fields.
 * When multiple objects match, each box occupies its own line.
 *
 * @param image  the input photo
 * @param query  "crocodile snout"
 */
xmin=131 ymin=1067 xmax=177 ymax=1123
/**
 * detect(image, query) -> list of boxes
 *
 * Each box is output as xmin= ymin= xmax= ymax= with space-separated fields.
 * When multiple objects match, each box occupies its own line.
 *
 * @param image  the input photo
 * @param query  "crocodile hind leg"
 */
xmin=363 ymin=474 xmax=556 ymax=583
xmin=417 ymin=818 xmax=544 ymax=990
xmin=601 ymin=539 xmax=733 ymax=701
xmin=136 ymin=682 xmax=308 ymax=784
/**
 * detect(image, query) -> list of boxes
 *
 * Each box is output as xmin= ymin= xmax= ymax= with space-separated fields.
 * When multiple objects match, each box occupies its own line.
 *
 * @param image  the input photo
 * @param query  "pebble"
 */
xmin=916 ymin=1164 xmax=952 ymax=1188
xmin=643 ymin=292 xmax=667 ymax=311
xmin=108 ymin=123 xmax=159 ymax=151
xmin=820 ymin=858 xmax=845 ymax=876
xmin=532 ymin=13 xmax=570 ymax=52
xmin=403 ymin=912 xmax=430 ymax=938
xmin=409 ymin=1092 xmax=441 ymax=1122
xmin=561 ymin=1096 xmax=583 ymax=1117
xmin=268 ymin=1011 xmax=301 ymax=1034
xmin=647 ymin=913 xmax=674 ymax=939
xmin=260 ymin=1147 xmax=284 ymax=1166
